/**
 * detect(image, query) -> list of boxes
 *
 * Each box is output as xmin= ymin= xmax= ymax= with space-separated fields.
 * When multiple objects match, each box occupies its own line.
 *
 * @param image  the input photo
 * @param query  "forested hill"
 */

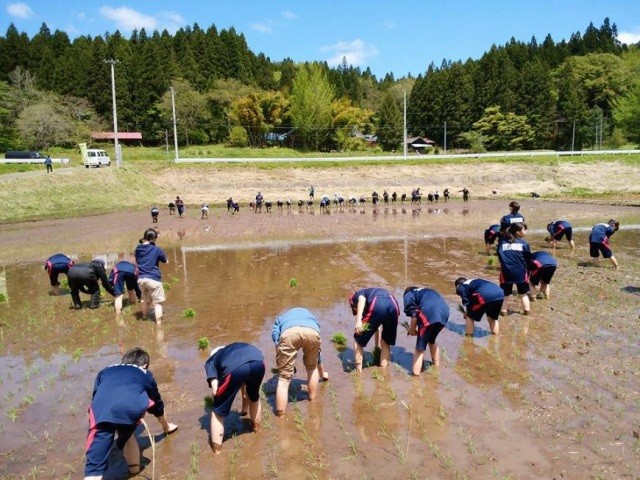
xmin=0 ymin=18 xmax=638 ymax=153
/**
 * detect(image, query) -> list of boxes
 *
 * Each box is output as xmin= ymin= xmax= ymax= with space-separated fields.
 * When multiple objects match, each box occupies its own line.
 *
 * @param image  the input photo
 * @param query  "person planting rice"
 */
xmin=402 ymin=286 xmax=450 ymax=375
xmin=348 ymin=287 xmax=400 ymax=372
xmin=454 ymin=277 xmax=505 ymax=335
xmin=83 ymin=347 xmax=178 ymax=479
xmin=271 ymin=307 xmax=323 ymax=416
xmin=589 ymin=219 xmax=619 ymax=268
xmin=204 ymin=343 xmax=264 ymax=454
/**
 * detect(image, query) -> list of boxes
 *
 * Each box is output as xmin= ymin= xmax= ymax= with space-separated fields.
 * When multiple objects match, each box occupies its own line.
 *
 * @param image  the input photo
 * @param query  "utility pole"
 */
xmin=571 ymin=121 xmax=576 ymax=152
xmin=171 ymin=86 xmax=179 ymax=162
xmin=444 ymin=121 xmax=447 ymax=154
xmin=403 ymin=90 xmax=407 ymax=158
xmin=104 ymin=59 xmax=120 ymax=166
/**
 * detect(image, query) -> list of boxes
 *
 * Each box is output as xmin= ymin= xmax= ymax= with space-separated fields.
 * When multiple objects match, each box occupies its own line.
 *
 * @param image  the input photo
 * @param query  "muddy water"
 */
xmin=0 ymin=203 xmax=639 ymax=479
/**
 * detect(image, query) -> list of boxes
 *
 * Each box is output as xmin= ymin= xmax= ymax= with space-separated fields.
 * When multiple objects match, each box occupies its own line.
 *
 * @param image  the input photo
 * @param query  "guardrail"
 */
xmin=0 ymin=157 xmax=70 ymax=165
xmin=175 ymin=149 xmax=640 ymax=164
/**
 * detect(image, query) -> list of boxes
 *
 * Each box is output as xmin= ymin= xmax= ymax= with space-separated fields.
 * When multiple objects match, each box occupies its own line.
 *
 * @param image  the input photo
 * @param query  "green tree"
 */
xmin=157 ymin=78 xmax=210 ymax=146
xmin=613 ymin=82 xmax=640 ymax=145
xmin=376 ymin=92 xmax=403 ymax=151
xmin=473 ymin=106 xmax=534 ymax=150
xmin=16 ymin=94 xmax=75 ymax=149
xmin=289 ymin=63 xmax=335 ymax=150
xmin=229 ymin=93 xmax=265 ymax=147
xmin=332 ymin=98 xmax=374 ymax=151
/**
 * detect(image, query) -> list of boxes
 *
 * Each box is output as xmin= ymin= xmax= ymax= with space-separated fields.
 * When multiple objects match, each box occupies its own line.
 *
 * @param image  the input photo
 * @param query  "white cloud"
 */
xmin=619 ymin=30 xmax=640 ymax=45
xmin=7 ymin=2 xmax=33 ymax=19
xmin=282 ymin=10 xmax=297 ymax=20
xmin=157 ymin=11 xmax=185 ymax=34
xmin=322 ymin=39 xmax=379 ymax=67
xmin=98 ymin=6 xmax=185 ymax=34
xmin=251 ymin=22 xmax=273 ymax=34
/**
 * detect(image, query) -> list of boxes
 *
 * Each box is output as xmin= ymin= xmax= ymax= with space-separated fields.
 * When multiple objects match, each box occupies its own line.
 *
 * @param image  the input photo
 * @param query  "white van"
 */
xmin=84 ymin=149 xmax=111 ymax=168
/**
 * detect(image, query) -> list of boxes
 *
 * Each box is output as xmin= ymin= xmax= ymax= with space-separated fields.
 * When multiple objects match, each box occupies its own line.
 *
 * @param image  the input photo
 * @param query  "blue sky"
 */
xmin=3 ymin=1 xmax=640 ymax=78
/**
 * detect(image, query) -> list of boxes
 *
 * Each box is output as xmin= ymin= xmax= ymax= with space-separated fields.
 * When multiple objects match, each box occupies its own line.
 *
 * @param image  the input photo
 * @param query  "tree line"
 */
xmin=0 ymin=18 xmax=638 ymax=153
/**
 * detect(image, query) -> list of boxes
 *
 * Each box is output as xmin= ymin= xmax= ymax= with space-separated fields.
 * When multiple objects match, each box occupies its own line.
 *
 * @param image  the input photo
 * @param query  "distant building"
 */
xmin=407 ymin=136 xmax=435 ymax=153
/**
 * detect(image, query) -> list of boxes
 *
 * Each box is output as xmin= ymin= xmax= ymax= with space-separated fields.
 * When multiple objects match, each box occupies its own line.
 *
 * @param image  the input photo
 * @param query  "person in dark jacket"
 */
xmin=402 ymin=286 xmax=450 ymax=375
xmin=84 ymin=347 xmax=177 ymax=479
xmin=44 ymin=253 xmax=74 ymax=295
xmin=497 ymin=223 xmax=532 ymax=315
xmin=484 ymin=224 xmax=501 ymax=255
xmin=68 ymin=259 xmax=115 ymax=309
xmin=109 ymin=260 xmax=141 ymax=314
xmin=454 ymin=277 xmax=505 ymax=335
xmin=204 ymin=343 xmax=265 ymax=454
xmin=135 ymin=228 xmax=168 ymax=323
xmin=349 ymin=288 xmax=400 ymax=372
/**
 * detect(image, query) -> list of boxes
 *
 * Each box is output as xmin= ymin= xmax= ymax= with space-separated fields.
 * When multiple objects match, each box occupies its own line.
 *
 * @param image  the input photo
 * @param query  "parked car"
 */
xmin=4 ymin=151 xmax=46 ymax=160
xmin=83 ymin=149 xmax=111 ymax=168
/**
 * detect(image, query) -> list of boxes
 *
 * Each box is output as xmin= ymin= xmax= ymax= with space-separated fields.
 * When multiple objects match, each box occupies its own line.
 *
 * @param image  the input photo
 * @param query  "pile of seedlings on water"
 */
xmin=331 ymin=332 xmax=348 ymax=348
xmin=289 ymin=277 xmax=298 ymax=287
xmin=182 ymin=308 xmax=197 ymax=318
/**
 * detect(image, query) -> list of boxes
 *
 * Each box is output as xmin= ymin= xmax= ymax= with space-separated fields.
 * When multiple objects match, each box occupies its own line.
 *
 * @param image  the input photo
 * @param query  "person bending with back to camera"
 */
xmin=83 ymin=347 xmax=177 ymax=480
xmin=204 ymin=343 xmax=264 ymax=454
xmin=589 ymin=219 xmax=620 ymax=268
xmin=402 ymin=286 xmax=450 ymax=376
xmin=135 ymin=229 xmax=168 ymax=323
xmin=68 ymin=259 xmax=115 ymax=309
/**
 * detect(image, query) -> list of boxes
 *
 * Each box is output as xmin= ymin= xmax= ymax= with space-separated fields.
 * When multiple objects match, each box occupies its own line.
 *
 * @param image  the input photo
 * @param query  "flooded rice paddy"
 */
xmin=0 ymin=200 xmax=639 ymax=479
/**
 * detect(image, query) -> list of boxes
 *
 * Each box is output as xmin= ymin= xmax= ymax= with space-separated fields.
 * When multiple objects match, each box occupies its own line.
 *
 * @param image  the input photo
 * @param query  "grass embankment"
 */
xmin=0 ymin=166 xmax=158 ymax=223
xmin=2 ymin=151 xmax=639 ymax=224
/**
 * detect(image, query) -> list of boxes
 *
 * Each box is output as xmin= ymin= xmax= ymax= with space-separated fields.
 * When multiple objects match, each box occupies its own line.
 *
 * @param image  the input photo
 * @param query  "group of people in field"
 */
xmin=146 ymin=187 xmax=471 ymax=221
xmin=45 ymin=196 xmax=621 ymax=479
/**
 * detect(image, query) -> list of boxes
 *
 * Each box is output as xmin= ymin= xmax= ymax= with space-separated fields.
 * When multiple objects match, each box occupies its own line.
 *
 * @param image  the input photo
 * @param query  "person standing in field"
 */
xmin=454 ymin=277 xmax=504 ymax=335
xmin=271 ymin=307 xmax=322 ymax=416
xmin=589 ymin=219 xmax=619 ymax=268
xmin=44 ymin=253 xmax=74 ymax=295
xmin=44 ymin=155 xmax=53 ymax=173
xmin=135 ymin=228 xmax=168 ymax=323
xmin=309 ymin=185 xmax=315 ymax=200
xmin=175 ymin=196 xmax=185 ymax=217
xmin=545 ymin=220 xmax=575 ymax=249
xmin=204 ymin=343 xmax=264 ymax=454
xmin=83 ymin=347 xmax=178 ymax=479
xmin=499 ymin=201 xmax=525 ymax=233
xmin=402 ymin=286 xmax=450 ymax=375
xmin=348 ymin=287 xmax=400 ymax=372
xmin=150 ymin=206 xmax=159 ymax=223
xmin=496 ymin=223 xmax=532 ymax=315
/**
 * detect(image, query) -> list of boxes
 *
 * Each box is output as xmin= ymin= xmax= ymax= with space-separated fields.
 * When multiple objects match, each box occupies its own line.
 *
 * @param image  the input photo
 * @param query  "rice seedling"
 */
xmin=71 ymin=348 xmax=83 ymax=362
xmin=188 ymin=442 xmax=199 ymax=476
xmin=197 ymin=337 xmax=210 ymax=351
xmin=289 ymin=277 xmax=298 ymax=287
xmin=203 ymin=396 xmax=214 ymax=409
xmin=182 ymin=308 xmax=197 ymax=318
xmin=331 ymin=332 xmax=348 ymax=346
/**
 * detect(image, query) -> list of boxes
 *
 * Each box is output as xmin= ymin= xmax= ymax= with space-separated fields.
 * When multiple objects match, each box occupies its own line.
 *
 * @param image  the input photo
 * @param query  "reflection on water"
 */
xmin=0 ymin=226 xmax=639 ymax=477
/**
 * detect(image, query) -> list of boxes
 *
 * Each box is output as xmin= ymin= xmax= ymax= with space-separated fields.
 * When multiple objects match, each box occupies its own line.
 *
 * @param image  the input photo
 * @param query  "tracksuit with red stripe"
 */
xmin=529 ymin=251 xmax=557 ymax=286
xmin=589 ymin=223 xmax=616 ymax=259
xmin=204 ymin=343 xmax=265 ymax=417
xmin=44 ymin=253 xmax=74 ymax=287
xmin=109 ymin=260 xmax=141 ymax=298
xmin=402 ymin=288 xmax=450 ymax=351
xmin=484 ymin=224 xmax=501 ymax=246
xmin=547 ymin=220 xmax=573 ymax=241
xmin=456 ymin=278 xmax=505 ymax=322
xmin=84 ymin=363 xmax=165 ymax=476
xmin=349 ymin=288 xmax=400 ymax=348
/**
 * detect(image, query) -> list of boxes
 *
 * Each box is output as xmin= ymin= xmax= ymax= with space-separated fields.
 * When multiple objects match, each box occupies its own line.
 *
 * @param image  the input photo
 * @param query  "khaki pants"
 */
xmin=276 ymin=327 xmax=320 ymax=379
